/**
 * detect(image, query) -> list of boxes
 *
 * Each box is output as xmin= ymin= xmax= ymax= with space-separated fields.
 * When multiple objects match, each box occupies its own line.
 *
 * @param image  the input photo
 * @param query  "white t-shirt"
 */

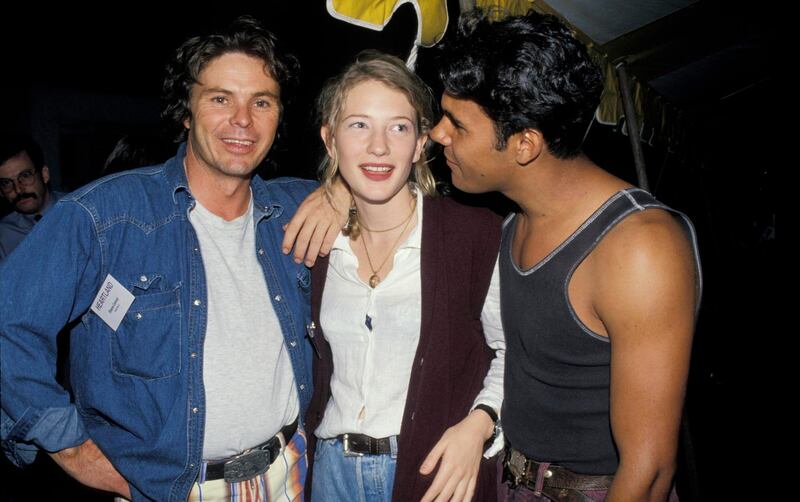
xmin=189 ymin=195 xmax=299 ymax=459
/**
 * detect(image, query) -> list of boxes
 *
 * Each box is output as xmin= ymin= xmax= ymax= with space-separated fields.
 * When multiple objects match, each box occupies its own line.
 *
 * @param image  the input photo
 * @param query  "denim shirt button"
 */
xmin=299 ymin=384 xmax=305 ymax=390
xmin=193 ymin=299 xmax=201 ymax=306
xmin=290 ymin=341 xmax=297 ymax=347
xmin=192 ymin=407 xmax=199 ymax=414
xmin=258 ymin=248 xmax=265 ymax=256
xmin=139 ymin=275 xmax=147 ymax=282
xmin=274 ymin=295 xmax=282 ymax=302
xmin=135 ymin=313 xmax=143 ymax=320
xmin=190 ymin=352 xmax=197 ymax=358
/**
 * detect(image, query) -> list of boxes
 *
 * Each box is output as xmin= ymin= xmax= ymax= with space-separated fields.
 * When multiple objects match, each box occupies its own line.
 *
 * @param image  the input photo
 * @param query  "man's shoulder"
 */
xmin=590 ymin=203 xmax=700 ymax=346
xmin=257 ymin=176 xmax=317 ymax=191
xmin=252 ymin=176 xmax=318 ymax=206
xmin=0 ymin=211 xmax=14 ymax=226
xmin=592 ymin=206 xmax=697 ymax=291
xmin=0 ymin=210 xmax=29 ymax=231
xmin=605 ymin=206 xmax=690 ymax=253
xmin=57 ymin=165 xmax=181 ymax=227
xmin=64 ymin=165 xmax=173 ymax=206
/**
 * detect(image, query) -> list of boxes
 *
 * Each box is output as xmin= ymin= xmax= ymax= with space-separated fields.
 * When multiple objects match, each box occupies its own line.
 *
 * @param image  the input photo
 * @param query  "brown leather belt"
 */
xmin=503 ymin=447 xmax=613 ymax=495
xmin=337 ymin=432 xmax=395 ymax=456
xmin=205 ymin=418 xmax=297 ymax=483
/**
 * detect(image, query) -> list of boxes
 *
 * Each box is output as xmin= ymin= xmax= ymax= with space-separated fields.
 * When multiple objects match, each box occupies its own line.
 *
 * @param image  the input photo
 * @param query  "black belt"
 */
xmin=337 ymin=432 xmax=394 ymax=456
xmin=205 ymin=418 xmax=298 ymax=483
xmin=503 ymin=447 xmax=613 ymax=496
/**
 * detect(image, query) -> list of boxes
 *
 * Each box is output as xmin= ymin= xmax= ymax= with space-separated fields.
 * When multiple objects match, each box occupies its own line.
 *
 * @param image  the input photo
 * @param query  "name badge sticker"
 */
xmin=91 ymin=274 xmax=135 ymax=331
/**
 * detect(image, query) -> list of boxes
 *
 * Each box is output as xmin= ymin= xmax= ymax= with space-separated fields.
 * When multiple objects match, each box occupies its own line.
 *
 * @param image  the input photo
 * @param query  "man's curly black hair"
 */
xmin=437 ymin=10 xmax=603 ymax=158
xmin=161 ymin=15 xmax=300 ymax=144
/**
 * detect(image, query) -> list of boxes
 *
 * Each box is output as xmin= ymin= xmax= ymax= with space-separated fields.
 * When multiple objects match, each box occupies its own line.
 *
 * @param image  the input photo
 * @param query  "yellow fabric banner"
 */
xmin=328 ymin=0 xmax=448 ymax=47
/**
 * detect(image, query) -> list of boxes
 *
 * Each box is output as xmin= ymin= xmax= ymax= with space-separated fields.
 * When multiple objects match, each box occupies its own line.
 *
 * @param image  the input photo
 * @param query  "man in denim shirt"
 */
xmin=0 ymin=17 xmax=339 ymax=501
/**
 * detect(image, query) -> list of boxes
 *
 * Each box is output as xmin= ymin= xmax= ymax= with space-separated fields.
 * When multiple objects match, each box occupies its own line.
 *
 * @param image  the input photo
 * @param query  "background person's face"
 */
xmin=0 ymin=151 xmax=49 ymax=214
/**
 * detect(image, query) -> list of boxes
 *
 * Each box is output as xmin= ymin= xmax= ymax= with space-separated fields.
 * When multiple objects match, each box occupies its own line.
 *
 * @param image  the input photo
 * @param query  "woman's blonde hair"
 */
xmin=317 ymin=50 xmax=437 ymax=235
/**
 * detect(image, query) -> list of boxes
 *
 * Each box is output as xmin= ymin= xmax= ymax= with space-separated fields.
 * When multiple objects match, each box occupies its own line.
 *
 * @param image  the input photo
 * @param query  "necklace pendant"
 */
xmin=369 ymin=274 xmax=381 ymax=288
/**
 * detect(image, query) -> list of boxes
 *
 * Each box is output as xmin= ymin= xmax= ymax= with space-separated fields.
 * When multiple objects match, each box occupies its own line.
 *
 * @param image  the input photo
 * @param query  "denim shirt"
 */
xmin=0 ymin=144 xmax=316 ymax=501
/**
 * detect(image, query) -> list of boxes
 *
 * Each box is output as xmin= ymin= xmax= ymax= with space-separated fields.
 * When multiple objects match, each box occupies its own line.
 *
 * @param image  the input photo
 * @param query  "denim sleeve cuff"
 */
xmin=4 ymin=405 xmax=88 ymax=455
xmin=2 ymin=408 xmax=36 ymax=466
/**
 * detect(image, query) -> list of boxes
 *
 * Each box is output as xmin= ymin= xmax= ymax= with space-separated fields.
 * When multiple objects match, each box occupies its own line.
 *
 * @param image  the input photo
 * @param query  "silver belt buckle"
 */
xmin=507 ymin=448 xmax=528 ymax=486
xmin=342 ymin=433 xmax=363 ymax=457
xmin=223 ymin=449 xmax=271 ymax=483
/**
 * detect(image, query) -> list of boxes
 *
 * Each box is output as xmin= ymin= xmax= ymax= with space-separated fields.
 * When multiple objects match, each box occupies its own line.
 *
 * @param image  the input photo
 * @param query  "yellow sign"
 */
xmin=328 ymin=0 xmax=448 ymax=47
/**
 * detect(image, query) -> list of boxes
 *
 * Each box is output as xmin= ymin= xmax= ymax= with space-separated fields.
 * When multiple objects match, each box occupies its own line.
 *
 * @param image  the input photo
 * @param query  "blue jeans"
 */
xmin=311 ymin=437 xmax=398 ymax=502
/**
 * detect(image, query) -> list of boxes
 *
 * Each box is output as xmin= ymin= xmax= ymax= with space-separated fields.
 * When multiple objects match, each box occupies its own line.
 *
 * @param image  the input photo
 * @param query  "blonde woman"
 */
xmin=304 ymin=51 xmax=504 ymax=502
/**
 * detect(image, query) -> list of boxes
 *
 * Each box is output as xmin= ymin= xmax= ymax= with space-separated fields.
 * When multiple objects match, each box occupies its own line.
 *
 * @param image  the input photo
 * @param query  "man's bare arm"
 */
xmin=595 ymin=212 xmax=697 ymax=501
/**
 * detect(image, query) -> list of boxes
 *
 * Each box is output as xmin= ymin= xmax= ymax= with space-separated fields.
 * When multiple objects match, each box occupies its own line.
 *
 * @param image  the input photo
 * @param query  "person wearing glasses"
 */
xmin=0 ymin=133 xmax=64 ymax=260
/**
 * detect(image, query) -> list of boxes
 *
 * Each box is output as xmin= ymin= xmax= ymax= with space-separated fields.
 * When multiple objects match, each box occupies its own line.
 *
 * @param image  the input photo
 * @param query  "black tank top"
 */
xmin=500 ymin=188 xmax=700 ymax=475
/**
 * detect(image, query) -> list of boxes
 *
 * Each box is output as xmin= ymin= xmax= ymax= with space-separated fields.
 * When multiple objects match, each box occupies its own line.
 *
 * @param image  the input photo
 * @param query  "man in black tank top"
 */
xmin=430 ymin=10 xmax=701 ymax=502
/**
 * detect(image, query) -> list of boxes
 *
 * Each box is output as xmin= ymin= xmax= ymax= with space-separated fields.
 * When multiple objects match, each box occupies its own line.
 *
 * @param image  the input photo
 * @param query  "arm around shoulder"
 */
xmin=281 ymin=176 xmax=349 ymax=266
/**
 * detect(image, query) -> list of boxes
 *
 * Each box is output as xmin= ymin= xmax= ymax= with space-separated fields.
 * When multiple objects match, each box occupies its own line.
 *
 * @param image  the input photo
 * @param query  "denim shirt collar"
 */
xmin=164 ymin=143 xmax=189 ymax=204
xmin=165 ymin=142 xmax=283 ymax=220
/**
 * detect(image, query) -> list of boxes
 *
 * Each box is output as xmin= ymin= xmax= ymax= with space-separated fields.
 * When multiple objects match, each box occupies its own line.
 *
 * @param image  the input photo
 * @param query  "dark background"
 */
xmin=1 ymin=2 xmax=779 ymax=501
xmin=1 ymin=4 xmax=437 ymax=189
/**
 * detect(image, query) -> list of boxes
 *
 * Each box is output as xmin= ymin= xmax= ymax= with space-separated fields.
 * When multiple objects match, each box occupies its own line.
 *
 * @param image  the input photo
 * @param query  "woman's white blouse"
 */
xmin=315 ymin=193 xmax=505 ymax=441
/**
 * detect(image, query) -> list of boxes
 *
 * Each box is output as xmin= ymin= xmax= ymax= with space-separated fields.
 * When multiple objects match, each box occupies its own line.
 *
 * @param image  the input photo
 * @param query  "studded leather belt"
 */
xmin=503 ymin=447 xmax=614 ymax=494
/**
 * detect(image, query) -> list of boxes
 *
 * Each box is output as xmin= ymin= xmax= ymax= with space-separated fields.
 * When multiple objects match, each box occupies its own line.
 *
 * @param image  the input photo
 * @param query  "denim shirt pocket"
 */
xmin=110 ymin=277 xmax=182 ymax=380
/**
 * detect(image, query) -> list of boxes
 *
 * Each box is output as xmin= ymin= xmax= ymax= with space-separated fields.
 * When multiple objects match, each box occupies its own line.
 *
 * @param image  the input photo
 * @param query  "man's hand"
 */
xmin=282 ymin=179 xmax=350 ymax=266
xmin=419 ymin=409 xmax=494 ymax=502
xmin=49 ymin=439 xmax=130 ymax=499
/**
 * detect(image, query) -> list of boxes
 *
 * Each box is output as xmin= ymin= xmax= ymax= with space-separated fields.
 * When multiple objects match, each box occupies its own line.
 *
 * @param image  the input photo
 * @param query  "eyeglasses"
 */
xmin=0 ymin=168 xmax=39 ymax=193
